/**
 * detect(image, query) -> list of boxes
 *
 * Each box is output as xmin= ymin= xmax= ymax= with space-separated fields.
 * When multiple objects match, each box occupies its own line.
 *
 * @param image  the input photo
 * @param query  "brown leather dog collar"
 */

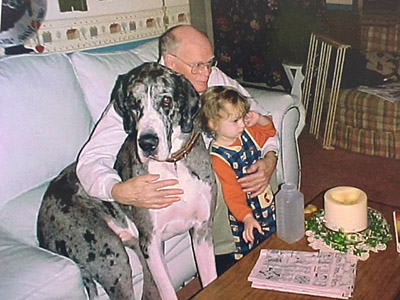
xmin=165 ymin=131 xmax=201 ymax=163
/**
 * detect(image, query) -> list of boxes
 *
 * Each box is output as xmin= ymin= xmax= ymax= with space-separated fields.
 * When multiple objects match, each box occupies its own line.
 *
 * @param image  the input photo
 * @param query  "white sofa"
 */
xmin=0 ymin=39 xmax=305 ymax=300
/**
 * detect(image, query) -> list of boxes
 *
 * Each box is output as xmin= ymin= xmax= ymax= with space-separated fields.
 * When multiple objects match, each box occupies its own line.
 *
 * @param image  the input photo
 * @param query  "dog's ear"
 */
xmin=112 ymin=63 xmax=153 ymax=134
xmin=176 ymin=75 xmax=201 ymax=133
xmin=111 ymin=74 xmax=136 ymax=134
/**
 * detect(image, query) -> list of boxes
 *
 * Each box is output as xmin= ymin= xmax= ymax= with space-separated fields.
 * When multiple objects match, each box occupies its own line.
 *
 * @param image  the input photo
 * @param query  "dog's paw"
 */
xmin=106 ymin=219 xmax=134 ymax=242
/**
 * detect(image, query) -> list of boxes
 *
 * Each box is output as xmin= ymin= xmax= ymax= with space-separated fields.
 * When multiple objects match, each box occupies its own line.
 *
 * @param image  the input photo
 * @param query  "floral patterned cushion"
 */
xmin=364 ymin=51 xmax=400 ymax=81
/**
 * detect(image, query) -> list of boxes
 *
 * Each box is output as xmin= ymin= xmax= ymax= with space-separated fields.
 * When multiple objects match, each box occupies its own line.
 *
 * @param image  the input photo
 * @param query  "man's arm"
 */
xmin=76 ymin=103 xmax=127 ymax=200
xmin=76 ymin=104 xmax=183 ymax=208
xmin=238 ymin=151 xmax=277 ymax=197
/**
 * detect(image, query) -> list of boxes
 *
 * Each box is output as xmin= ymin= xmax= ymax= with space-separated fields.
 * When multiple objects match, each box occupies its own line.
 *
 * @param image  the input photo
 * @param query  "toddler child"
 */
xmin=198 ymin=86 xmax=277 ymax=266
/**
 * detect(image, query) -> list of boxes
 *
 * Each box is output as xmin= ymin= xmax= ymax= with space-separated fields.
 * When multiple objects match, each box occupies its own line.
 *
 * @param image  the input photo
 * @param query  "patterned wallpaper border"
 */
xmin=24 ymin=5 xmax=190 ymax=53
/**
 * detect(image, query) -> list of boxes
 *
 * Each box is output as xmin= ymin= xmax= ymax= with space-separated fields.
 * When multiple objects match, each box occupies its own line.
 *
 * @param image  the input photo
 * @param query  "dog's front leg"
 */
xmin=146 ymin=235 xmax=178 ymax=300
xmin=191 ymin=226 xmax=217 ymax=287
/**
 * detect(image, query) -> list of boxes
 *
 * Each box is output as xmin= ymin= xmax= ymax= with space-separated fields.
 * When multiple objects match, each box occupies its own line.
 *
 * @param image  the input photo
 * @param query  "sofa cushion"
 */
xmin=71 ymin=39 xmax=159 ymax=122
xmin=0 ymin=53 xmax=92 ymax=207
xmin=130 ymin=39 xmax=159 ymax=62
xmin=0 ymin=181 xmax=193 ymax=299
xmin=164 ymin=234 xmax=197 ymax=289
xmin=0 ymin=228 xmax=88 ymax=300
xmin=0 ymin=182 xmax=49 ymax=245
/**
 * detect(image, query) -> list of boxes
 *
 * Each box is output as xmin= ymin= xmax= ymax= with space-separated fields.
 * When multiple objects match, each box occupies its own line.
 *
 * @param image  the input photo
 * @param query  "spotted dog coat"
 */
xmin=37 ymin=63 xmax=217 ymax=300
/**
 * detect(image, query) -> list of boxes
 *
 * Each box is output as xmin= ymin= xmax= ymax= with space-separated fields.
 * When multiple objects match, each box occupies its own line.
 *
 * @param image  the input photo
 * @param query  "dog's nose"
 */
xmin=138 ymin=134 xmax=159 ymax=154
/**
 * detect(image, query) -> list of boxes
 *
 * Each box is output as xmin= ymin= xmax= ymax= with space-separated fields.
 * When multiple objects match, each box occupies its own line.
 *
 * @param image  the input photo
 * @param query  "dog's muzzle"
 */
xmin=138 ymin=133 xmax=159 ymax=156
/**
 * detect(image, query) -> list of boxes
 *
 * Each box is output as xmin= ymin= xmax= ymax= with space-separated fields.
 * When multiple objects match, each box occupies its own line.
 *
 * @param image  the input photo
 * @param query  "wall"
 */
xmin=326 ymin=10 xmax=361 ymax=49
xmin=25 ymin=0 xmax=190 ymax=52
xmin=45 ymin=1 xmax=162 ymax=20
xmin=189 ymin=0 xmax=213 ymax=46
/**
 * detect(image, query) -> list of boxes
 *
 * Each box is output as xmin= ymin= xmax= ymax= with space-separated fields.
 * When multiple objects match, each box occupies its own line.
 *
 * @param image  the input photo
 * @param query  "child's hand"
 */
xmin=242 ymin=213 xmax=264 ymax=243
xmin=244 ymin=111 xmax=260 ymax=127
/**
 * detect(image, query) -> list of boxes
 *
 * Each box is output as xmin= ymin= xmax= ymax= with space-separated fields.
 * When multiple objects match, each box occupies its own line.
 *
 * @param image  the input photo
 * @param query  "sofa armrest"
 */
xmin=0 ymin=229 xmax=88 ymax=300
xmin=246 ymin=88 xmax=305 ymax=187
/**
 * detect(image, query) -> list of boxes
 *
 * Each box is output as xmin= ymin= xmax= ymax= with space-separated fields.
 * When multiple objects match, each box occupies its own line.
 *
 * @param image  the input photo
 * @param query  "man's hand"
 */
xmin=111 ymin=174 xmax=183 ymax=209
xmin=237 ymin=151 xmax=277 ymax=198
xmin=243 ymin=213 xmax=263 ymax=243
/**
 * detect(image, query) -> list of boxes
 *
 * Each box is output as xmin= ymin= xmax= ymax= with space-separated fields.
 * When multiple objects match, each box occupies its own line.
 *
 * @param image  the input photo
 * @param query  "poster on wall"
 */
xmin=58 ymin=0 xmax=87 ymax=12
xmin=0 ymin=0 xmax=47 ymax=47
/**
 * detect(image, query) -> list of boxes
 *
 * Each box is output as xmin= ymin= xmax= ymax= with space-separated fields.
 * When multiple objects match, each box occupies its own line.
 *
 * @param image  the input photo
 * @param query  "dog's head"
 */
xmin=112 ymin=62 xmax=201 ymax=162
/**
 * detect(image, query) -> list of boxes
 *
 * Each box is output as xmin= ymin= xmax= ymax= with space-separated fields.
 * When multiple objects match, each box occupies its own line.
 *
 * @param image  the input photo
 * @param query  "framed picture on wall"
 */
xmin=326 ymin=0 xmax=353 ymax=10
xmin=58 ymin=0 xmax=88 ymax=12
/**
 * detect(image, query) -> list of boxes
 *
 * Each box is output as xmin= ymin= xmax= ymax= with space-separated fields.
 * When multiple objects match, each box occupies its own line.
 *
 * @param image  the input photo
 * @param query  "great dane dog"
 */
xmin=37 ymin=62 xmax=218 ymax=300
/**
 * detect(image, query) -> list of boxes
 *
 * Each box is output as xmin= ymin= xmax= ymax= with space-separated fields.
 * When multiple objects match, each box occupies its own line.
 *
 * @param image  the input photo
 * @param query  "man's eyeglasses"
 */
xmin=169 ymin=54 xmax=217 ymax=74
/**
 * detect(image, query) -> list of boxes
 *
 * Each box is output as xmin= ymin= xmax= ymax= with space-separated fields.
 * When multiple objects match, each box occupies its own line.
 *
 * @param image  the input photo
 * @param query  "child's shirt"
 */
xmin=210 ymin=122 xmax=276 ymax=221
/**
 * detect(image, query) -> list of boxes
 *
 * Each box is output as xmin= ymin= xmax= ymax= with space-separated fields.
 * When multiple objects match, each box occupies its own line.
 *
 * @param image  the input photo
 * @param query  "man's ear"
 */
xmin=164 ymin=54 xmax=175 ymax=69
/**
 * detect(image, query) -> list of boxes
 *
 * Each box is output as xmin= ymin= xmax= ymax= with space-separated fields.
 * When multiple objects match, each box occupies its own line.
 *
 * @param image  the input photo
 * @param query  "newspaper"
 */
xmin=248 ymin=249 xmax=357 ymax=299
xmin=357 ymin=82 xmax=400 ymax=103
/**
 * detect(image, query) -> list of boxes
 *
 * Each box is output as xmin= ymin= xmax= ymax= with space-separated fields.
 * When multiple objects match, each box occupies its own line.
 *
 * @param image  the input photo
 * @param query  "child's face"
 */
xmin=211 ymin=103 xmax=246 ymax=144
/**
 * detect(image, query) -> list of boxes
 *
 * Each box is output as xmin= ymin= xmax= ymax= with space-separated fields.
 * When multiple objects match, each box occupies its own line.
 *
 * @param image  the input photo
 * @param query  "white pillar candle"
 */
xmin=324 ymin=186 xmax=368 ymax=233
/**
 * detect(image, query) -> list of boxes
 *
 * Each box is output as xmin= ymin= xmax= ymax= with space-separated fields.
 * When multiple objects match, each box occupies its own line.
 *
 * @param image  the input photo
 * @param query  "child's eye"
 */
xmin=234 ymin=118 xmax=242 ymax=123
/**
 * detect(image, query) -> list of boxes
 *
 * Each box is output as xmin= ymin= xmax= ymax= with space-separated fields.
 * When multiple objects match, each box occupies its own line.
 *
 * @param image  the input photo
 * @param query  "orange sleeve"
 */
xmin=247 ymin=121 xmax=276 ymax=148
xmin=211 ymin=155 xmax=252 ymax=221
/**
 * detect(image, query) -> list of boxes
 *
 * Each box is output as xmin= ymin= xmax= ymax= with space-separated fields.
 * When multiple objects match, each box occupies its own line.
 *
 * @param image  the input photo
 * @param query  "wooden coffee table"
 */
xmin=193 ymin=197 xmax=400 ymax=300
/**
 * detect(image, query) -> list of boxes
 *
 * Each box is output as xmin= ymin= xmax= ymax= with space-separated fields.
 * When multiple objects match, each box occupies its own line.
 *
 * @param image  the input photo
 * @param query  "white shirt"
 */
xmin=76 ymin=67 xmax=279 ymax=200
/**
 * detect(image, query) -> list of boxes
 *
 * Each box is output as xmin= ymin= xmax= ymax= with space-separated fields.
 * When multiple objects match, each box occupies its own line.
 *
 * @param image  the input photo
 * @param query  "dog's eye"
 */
xmin=161 ymin=96 xmax=172 ymax=108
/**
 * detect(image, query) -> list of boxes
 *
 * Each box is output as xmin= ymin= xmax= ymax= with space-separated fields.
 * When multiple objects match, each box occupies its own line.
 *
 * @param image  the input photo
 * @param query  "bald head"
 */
xmin=160 ymin=25 xmax=215 ymax=93
xmin=159 ymin=25 xmax=212 ymax=61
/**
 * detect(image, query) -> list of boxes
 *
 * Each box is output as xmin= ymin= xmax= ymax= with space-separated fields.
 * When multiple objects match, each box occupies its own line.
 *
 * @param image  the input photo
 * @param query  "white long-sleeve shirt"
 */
xmin=76 ymin=67 xmax=279 ymax=200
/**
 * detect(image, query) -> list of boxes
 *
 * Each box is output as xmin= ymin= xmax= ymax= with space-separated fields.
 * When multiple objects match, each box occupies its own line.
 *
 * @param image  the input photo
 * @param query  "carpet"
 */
xmin=299 ymin=130 xmax=400 ymax=207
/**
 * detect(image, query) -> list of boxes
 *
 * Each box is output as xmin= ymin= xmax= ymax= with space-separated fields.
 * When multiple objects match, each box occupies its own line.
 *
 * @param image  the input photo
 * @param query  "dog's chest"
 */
xmin=147 ymin=161 xmax=212 ymax=237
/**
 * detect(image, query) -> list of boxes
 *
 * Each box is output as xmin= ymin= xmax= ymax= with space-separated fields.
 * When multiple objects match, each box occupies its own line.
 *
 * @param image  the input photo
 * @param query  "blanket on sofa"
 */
xmin=332 ymin=89 xmax=400 ymax=159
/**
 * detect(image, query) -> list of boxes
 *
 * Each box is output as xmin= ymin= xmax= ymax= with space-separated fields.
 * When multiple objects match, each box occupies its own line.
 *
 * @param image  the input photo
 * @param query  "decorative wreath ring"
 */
xmin=305 ymin=208 xmax=392 ymax=260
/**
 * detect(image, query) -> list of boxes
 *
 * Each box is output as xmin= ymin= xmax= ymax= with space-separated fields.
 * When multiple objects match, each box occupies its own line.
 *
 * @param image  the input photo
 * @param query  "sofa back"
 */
xmin=70 ymin=39 xmax=159 ymax=122
xmin=0 ymin=40 xmax=159 ymax=208
xmin=0 ymin=53 xmax=93 ymax=209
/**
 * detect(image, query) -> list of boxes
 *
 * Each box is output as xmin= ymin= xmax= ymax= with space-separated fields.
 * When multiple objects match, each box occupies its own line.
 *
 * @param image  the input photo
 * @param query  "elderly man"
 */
xmin=77 ymin=25 xmax=279 ymax=275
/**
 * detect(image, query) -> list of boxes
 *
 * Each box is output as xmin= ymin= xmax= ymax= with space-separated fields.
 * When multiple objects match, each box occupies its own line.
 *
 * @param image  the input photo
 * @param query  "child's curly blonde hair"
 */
xmin=197 ymin=86 xmax=250 ymax=135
